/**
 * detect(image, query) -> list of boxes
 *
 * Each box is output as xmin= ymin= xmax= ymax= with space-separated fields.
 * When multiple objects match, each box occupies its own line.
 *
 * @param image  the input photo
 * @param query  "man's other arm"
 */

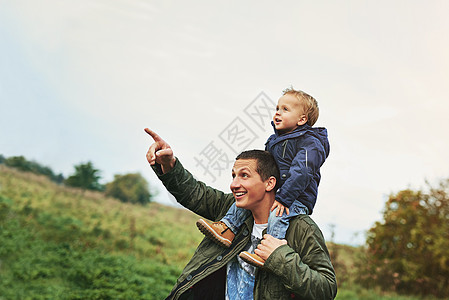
xmin=260 ymin=219 xmax=337 ymax=299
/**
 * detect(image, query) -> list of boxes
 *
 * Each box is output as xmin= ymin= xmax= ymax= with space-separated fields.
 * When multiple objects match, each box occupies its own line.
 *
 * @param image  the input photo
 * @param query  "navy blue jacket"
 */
xmin=265 ymin=123 xmax=330 ymax=214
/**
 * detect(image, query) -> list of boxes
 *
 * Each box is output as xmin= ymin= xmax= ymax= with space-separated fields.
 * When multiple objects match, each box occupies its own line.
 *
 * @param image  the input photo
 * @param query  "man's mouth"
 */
xmin=233 ymin=191 xmax=247 ymax=199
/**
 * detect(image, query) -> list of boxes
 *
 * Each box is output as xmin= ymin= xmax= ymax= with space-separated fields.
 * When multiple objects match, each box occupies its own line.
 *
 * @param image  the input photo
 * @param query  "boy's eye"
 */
xmin=283 ymin=107 xmax=288 ymax=111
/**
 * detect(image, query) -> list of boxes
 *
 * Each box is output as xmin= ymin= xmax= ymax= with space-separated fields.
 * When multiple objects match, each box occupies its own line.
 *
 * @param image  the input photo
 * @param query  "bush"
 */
xmin=358 ymin=179 xmax=449 ymax=298
xmin=1 ymin=155 xmax=64 ymax=183
xmin=105 ymin=173 xmax=152 ymax=204
xmin=65 ymin=161 xmax=103 ymax=191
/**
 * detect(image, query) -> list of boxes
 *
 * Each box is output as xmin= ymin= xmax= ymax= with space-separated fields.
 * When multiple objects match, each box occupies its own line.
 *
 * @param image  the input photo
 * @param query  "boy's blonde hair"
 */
xmin=282 ymin=87 xmax=319 ymax=126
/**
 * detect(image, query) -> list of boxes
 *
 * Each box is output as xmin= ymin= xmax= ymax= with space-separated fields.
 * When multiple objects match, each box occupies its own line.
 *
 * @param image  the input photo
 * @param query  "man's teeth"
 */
xmin=235 ymin=192 xmax=246 ymax=197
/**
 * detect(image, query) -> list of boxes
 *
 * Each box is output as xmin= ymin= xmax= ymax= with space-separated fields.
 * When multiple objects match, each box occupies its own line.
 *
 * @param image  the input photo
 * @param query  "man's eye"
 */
xmin=242 ymin=173 xmax=249 ymax=178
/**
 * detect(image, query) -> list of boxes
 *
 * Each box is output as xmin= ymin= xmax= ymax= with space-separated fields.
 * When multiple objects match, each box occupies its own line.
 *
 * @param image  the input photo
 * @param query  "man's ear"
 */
xmin=297 ymin=114 xmax=307 ymax=126
xmin=265 ymin=176 xmax=277 ymax=192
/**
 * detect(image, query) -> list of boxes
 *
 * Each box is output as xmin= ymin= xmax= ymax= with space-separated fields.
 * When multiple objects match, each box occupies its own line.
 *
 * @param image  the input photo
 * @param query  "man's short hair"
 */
xmin=235 ymin=150 xmax=280 ymax=186
xmin=283 ymin=86 xmax=319 ymax=126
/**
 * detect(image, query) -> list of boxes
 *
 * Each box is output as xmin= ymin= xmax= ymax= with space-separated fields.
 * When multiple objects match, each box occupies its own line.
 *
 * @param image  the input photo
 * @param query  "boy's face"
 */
xmin=273 ymin=93 xmax=307 ymax=134
xmin=230 ymin=159 xmax=269 ymax=211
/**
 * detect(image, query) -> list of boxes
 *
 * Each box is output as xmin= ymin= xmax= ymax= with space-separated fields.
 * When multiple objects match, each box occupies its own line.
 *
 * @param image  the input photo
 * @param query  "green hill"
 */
xmin=2 ymin=165 xmax=440 ymax=300
xmin=0 ymin=165 xmax=203 ymax=299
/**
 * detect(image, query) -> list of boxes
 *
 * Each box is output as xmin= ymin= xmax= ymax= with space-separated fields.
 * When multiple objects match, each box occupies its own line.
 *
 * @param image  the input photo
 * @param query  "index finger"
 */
xmin=144 ymin=128 xmax=162 ymax=142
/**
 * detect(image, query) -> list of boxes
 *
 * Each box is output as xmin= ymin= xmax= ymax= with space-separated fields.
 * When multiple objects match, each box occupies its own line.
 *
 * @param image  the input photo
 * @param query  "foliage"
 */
xmin=0 ymin=196 xmax=179 ymax=299
xmin=335 ymin=283 xmax=441 ymax=300
xmin=105 ymin=173 xmax=153 ymax=204
xmin=65 ymin=161 xmax=104 ymax=191
xmin=0 ymin=154 xmax=64 ymax=183
xmin=328 ymin=242 xmax=354 ymax=288
xmin=327 ymin=224 xmax=352 ymax=288
xmin=358 ymin=179 xmax=449 ymax=298
xmin=0 ymin=165 xmax=203 ymax=299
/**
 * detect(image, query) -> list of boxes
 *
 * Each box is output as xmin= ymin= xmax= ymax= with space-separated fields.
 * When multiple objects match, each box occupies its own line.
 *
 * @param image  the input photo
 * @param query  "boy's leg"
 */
xmin=196 ymin=203 xmax=251 ymax=248
xmin=240 ymin=201 xmax=308 ymax=267
xmin=267 ymin=201 xmax=307 ymax=239
xmin=221 ymin=202 xmax=251 ymax=234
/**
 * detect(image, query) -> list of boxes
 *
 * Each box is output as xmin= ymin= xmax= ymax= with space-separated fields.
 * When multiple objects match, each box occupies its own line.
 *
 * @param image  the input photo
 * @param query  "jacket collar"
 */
xmin=267 ymin=121 xmax=311 ymax=144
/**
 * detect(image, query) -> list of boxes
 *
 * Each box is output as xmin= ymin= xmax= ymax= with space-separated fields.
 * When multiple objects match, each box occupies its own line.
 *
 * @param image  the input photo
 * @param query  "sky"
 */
xmin=1 ymin=0 xmax=448 ymax=245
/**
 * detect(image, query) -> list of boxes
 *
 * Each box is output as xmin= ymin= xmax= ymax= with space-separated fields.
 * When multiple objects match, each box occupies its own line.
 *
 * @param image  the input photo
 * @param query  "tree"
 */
xmin=65 ymin=161 xmax=103 ymax=191
xmin=105 ymin=173 xmax=152 ymax=205
xmin=2 ymin=155 xmax=64 ymax=183
xmin=359 ymin=179 xmax=449 ymax=298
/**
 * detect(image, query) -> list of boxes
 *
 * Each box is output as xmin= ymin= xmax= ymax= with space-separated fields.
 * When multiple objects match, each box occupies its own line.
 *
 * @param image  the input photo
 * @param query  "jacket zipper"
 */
xmin=305 ymin=149 xmax=308 ymax=168
xmin=282 ymin=140 xmax=288 ymax=158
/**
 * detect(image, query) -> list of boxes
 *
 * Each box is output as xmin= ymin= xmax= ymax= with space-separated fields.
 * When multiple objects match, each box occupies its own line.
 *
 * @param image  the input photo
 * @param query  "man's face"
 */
xmin=230 ymin=159 xmax=268 ymax=211
xmin=273 ymin=93 xmax=306 ymax=134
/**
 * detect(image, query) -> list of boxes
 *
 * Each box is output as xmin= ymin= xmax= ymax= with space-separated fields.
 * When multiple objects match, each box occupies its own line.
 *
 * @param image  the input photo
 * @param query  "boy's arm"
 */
xmin=276 ymin=137 xmax=327 ymax=207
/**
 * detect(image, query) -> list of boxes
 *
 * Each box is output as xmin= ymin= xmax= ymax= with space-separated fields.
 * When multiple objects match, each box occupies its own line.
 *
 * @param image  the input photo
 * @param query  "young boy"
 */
xmin=197 ymin=87 xmax=330 ymax=267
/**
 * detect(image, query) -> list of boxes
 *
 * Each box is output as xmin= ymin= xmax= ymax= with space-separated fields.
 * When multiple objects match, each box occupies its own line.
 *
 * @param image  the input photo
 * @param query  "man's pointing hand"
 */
xmin=144 ymin=128 xmax=176 ymax=173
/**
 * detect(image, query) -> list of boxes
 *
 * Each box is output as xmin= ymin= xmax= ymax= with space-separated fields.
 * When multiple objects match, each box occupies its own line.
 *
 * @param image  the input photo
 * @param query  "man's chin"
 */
xmin=235 ymin=201 xmax=246 ymax=209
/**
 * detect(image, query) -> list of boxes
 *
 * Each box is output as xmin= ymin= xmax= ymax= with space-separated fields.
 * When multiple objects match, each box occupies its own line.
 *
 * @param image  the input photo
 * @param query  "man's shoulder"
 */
xmin=286 ymin=215 xmax=326 ymax=248
xmin=289 ymin=214 xmax=317 ymax=227
xmin=287 ymin=215 xmax=321 ymax=234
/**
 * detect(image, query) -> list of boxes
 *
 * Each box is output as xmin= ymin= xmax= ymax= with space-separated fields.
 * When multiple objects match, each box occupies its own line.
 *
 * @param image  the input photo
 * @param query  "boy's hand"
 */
xmin=144 ymin=128 xmax=176 ymax=173
xmin=270 ymin=200 xmax=289 ymax=217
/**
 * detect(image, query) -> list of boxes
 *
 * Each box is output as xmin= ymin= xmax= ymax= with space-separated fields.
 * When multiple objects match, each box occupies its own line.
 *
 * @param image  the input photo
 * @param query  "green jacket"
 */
xmin=153 ymin=159 xmax=337 ymax=300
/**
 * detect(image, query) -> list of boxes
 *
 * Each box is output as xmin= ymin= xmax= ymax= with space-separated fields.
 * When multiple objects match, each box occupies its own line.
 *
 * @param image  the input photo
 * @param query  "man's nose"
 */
xmin=230 ymin=177 xmax=240 ymax=190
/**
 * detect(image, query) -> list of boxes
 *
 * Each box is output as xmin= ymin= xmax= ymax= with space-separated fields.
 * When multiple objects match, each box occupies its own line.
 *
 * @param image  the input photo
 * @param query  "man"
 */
xmin=145 ymin=128 xmax=337 ymax=300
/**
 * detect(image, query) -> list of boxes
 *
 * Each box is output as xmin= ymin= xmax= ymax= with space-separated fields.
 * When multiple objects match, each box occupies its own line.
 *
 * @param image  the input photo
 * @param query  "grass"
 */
xmin=0 ymin=165 xmax=443 ymax=299
xmin=0 ymin=165 xmax=203 ymax=267
xmin=0 ymin=165 xmax=203 ymax=299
